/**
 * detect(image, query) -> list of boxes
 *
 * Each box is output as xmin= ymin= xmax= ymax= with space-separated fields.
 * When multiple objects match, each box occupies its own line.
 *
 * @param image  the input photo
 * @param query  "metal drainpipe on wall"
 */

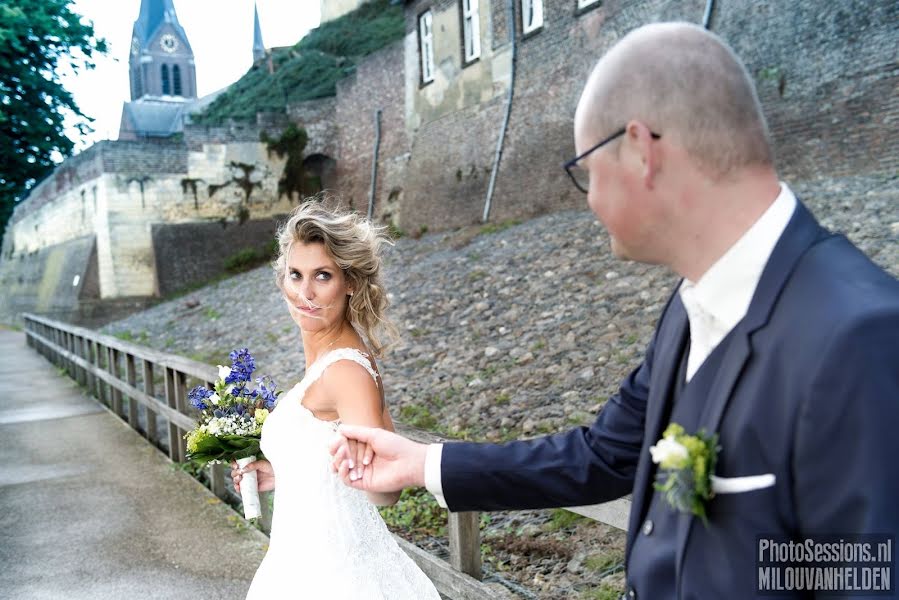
xmin=703 ymin=0 xmax=715 ymax=29
xmin=367 ymin=108 xmax=382 ymax=220
xmin=482 ymin=0 xmax=518 ymax=223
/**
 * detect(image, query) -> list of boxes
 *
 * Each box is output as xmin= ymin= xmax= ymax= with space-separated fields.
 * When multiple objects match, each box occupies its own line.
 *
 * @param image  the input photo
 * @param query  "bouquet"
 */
xmin=184 ymin=348 xmax=281 ymax=519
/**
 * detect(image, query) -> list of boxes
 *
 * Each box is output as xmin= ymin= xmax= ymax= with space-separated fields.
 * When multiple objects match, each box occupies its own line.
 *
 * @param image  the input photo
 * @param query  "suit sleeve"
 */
xmin=793 ymin=306 xmax=899 ymax=538
xmin=440 ymin=328 xmax=656 ymax=512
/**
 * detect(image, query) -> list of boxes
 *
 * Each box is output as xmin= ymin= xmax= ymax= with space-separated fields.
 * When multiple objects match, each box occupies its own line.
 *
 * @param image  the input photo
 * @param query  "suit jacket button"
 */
xmin=627 ymin=587 xmax=637 ymax=599
xmin=642 ymin=519 xmax=654 ymax=536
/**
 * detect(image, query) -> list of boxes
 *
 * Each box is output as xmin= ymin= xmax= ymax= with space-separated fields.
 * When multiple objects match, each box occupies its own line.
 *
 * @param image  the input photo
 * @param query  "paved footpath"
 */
xmin=0 ymin=329 xmax=267 ymax=600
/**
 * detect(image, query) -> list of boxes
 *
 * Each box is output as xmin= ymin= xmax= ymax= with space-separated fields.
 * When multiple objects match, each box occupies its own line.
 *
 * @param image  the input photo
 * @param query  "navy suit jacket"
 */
xmin=441 ymin=201 xmax=899 ymax=598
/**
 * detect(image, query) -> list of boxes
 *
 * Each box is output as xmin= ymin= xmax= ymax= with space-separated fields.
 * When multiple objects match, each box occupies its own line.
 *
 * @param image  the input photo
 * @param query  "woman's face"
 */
xmin=282 ymin=241 xmax=353 ymax=333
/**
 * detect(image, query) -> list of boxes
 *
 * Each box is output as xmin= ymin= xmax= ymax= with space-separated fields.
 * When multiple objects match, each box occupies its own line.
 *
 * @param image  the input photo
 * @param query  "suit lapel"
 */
xmin=626 ymin=293 xmax=689 ymax=555
xmin=672 ymin=200 xmax=829 ymax=586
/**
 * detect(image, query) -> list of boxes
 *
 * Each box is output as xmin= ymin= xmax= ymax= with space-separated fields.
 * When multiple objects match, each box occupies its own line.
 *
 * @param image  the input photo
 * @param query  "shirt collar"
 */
xmin=679 ymin=183 xmax=797 ymax=330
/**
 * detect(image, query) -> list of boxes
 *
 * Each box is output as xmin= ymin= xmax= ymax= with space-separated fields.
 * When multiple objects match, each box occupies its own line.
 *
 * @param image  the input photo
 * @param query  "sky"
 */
xmin=61 ymin=0 xmax=321 ymax=150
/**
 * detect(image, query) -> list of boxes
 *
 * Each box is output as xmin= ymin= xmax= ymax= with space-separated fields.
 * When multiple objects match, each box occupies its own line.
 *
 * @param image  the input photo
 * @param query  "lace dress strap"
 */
xmin=305 ymin=347 xmax=379 ymax=388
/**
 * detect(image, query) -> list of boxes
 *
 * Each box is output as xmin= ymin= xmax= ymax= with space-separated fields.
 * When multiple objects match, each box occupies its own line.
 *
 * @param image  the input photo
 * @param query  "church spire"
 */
xmin=253 ymin=2 xmax=266 ymax=64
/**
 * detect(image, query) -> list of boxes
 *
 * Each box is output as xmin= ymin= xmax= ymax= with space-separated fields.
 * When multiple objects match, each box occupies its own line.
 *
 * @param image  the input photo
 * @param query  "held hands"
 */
xmin=230 ymin=458 xmax=275 ymax=494
xmin=329 ymin=425 xmax=428 ymax=493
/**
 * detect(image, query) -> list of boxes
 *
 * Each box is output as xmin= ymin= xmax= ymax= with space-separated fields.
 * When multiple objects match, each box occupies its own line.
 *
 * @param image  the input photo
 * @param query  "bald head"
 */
xmin=576 ymin=22 xmax=773 ymax=179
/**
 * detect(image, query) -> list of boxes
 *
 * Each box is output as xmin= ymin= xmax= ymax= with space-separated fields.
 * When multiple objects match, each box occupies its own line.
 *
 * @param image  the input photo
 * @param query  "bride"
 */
xmin=231 ymin=201 xmax=440 ymax=599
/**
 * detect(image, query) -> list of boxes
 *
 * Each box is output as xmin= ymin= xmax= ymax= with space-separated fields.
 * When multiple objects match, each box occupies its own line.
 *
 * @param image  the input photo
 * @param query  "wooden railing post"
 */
xmin=164 ymin=367 xmax=186 ymax=462
xmin=448 ymin=512 xmax=482 ymax=580
xmin=125 ymin=354 xmax=138 ymax=427
xmin=142 ymin=360 xmax=159 ymax=443
xmin=108 ymin=347 xmax=123 ymax=417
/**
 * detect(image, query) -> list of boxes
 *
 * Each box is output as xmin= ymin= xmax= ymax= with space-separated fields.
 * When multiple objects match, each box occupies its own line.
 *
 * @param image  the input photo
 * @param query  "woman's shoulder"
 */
xmin=319 ymin=347 xmax=379 ymax=389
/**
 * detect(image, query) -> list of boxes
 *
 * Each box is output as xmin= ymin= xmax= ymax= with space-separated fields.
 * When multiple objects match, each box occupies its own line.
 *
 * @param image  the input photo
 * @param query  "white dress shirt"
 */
xmin=424 ymin=184 xmax=798 ymax=507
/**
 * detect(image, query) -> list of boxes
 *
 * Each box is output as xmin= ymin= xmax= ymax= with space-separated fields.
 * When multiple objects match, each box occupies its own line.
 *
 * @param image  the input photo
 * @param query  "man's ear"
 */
xmin=625 ymin=120 xmax=659 ymax=189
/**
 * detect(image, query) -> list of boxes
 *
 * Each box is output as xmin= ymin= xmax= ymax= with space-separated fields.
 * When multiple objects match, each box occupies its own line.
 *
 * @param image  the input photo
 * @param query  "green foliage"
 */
xmin=580 ymin=583 xmax=626 ymax=600
xmin=193 ymin=0 xmax=403 ymax=124
xmin=378 ymin=487 xmax=445 ymax=538
xmin=262 ymin=124 xmax=309 ymax=201
xmin=0 ymin=0 xmax=107 ymax=246
xmin=223 ymin=239 xmax=279 ymax=273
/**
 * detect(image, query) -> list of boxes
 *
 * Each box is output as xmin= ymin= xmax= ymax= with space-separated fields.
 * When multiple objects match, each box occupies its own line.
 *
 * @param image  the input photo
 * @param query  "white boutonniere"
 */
xmin=650 ymin=423 xmax=720 ymax=525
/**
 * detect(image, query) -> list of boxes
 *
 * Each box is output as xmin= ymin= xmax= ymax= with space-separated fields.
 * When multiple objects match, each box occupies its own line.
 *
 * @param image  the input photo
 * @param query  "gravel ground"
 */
xmin=102 ymin=173 xmax=897 ymax=599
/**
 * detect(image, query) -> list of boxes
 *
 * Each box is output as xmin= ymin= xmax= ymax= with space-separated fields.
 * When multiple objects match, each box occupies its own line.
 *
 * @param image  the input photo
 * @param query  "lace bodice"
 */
xmin=245 ymin=348 xmax=440 ymax=600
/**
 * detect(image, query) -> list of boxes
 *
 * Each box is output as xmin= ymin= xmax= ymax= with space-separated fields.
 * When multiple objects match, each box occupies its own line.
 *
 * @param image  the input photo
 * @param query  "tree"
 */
xmin=0 ymin=0 xmax=106 ymax=248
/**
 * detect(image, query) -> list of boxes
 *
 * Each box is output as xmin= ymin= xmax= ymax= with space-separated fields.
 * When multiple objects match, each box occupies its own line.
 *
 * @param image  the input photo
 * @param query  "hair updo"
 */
xmin=273 ymin=199 xmax=396 ymax=356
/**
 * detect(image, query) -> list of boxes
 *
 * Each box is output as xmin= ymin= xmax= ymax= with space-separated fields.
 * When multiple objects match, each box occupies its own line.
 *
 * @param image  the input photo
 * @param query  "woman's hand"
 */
xmin=230 ymin=459 xmax=275 ymax=493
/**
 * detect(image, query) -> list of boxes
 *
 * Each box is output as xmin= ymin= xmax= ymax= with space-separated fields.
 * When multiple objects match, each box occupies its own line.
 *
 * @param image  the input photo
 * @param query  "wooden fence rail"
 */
xmin=23 ymin=313 xmax=631 ymax=599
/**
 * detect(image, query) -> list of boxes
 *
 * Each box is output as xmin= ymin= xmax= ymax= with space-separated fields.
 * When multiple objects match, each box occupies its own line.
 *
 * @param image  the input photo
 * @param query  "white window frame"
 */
xmin=419 ymin=11 xmax=435 ymax=84
xmin=576 ymin=0 xmax=600 ymax=11
xmin=521 ymin=0 xmax=543 ymax=35
xmin=461 ymin=0 xmax=481 ymax=64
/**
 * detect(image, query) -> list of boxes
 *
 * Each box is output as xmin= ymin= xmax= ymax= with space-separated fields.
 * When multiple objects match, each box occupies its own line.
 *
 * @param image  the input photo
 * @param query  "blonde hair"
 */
xmin=273 ymin=199 xmax=396 ymax=356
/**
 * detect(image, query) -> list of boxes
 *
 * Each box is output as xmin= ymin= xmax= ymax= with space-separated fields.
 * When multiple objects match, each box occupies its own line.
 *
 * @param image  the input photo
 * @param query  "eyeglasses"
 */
xmin=563 ymin=128 xmax=661 ymax=193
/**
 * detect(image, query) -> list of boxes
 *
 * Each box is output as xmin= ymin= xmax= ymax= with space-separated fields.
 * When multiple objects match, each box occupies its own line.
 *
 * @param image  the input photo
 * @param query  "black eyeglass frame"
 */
xmin=563 ymin=128 xmax=661 ymax=193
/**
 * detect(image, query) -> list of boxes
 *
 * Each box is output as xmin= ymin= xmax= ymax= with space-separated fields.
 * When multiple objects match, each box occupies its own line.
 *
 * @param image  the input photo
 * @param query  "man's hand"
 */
xmin=329 ymin=425 xmax=428 ymax=493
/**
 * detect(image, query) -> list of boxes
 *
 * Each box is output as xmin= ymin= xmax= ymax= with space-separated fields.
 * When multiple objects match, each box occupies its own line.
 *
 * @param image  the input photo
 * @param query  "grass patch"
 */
xmin=479 ymin=219 xmax=521 ymax=236
xmin=399 ymin=403 xmax=437 ymax=430
xmin=378 ymin=487 xmax=445 ymax=538
xmin=112 ymin=330 xmax=150 ymax=345
xmin=580 ymin=583 xmax=625 ymax=600
xmin=545 ymin=508 xmax=586 ymax=532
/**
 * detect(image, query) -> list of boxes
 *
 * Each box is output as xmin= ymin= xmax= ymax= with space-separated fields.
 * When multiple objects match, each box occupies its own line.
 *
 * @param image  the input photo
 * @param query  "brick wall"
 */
xmin=335 ymin=42 xmax=409 ymax=219
xmin=399 ymin=0 xmax=898 ymax=229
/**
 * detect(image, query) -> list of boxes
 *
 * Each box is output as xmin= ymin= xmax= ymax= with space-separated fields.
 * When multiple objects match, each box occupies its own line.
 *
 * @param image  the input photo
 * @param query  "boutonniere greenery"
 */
xmin=649 ymin=423 xmax=720 ymax=525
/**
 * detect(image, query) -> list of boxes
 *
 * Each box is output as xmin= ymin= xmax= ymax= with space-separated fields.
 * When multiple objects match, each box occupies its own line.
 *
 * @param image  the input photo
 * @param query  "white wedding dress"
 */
xmin=245 ymin=348 xmax=441 ymax=600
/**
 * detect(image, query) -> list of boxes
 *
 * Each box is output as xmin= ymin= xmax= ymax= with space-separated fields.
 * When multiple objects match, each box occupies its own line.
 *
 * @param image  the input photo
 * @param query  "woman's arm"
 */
xmin=324 ymin=360 xmax=401 ymax=506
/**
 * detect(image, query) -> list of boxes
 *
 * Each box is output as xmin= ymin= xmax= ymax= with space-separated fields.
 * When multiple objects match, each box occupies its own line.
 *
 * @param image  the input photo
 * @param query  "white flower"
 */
xmin=207 ymin=419 xmax=222 ymax=436
xmin=209 ymin=393 xmax=220 ymax=405
xmin=218 ymin=365 xmax=232 ymax=380
xmin=649 ymin=435 xmax=689 ymax=469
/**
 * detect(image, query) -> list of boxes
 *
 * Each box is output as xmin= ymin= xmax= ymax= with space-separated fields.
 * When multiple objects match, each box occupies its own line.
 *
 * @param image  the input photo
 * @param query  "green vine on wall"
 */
xmin=262 ymin=124 xmax=309 ymax=202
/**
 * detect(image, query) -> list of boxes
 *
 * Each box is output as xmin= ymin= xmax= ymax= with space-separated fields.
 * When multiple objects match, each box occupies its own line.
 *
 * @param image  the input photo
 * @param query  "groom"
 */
xmin=331 ymin=22 xmax=899 ymax=598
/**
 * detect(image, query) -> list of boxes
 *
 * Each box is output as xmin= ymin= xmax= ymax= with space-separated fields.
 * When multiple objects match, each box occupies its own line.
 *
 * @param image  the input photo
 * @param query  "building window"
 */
xmin=133 ymin=70 xmax=143 ymax=99
xmin=521 ymin=0 xmax=543 ymax=34
xmin=161 ymin=64 xmax=171 ymax=95
xmin=419 ymin=10 xmax=435 ymax=84
xmin=172 ymin=64 xmax=182 ymax=96
xmin=461 ymin=0 xmax=480 ymax=64
xmin=576 ymin=0 xmax=601 ymax=12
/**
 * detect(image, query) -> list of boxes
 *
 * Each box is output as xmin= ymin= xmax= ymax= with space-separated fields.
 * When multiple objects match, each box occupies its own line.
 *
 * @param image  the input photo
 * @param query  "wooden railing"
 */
xmin=23 ymin=313 xmax=631 ymax=599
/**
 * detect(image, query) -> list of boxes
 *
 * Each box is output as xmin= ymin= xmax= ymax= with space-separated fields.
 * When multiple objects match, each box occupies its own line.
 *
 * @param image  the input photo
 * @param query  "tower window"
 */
xmin=418 ymin=11 xmax=435 ymax=85
xmin=172 ymin=64 xmax=182 ymax=96
xmin=161 ymin=64 xmax=171 ymax=95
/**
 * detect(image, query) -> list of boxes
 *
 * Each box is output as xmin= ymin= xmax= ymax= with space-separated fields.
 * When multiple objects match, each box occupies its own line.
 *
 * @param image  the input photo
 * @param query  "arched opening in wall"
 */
xmin=161 ymin=64 xmax=171 ymax=95
xmin=173 ymin=64 xmax=182 ymax=96
xmin=302 ymin=154 xmax=337 ymax=198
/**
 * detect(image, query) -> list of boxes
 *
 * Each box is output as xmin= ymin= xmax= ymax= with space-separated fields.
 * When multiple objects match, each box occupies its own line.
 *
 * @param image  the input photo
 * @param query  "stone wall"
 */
xmin=335 ymin=41 xmax=408 ymax=221
xmin=0 ymin=125 xmax=294 ymax=324
xmin=151 ymin=217 xmax=284 ymax=296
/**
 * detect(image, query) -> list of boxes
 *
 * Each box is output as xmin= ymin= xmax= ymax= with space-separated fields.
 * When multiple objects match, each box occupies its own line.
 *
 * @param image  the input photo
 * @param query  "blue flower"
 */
xmin=226 ymin=348 xmax=256 ymax=384
xmin=188 ymin=385 xmax=213 ymax=410
xmin=255 ymin=376 xmax=279 ymax=410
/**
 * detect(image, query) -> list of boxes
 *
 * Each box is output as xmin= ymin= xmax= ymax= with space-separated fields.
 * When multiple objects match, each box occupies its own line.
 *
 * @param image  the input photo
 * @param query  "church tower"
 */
xmin=253 ymin=3 xmax=266 ymax=64
xmin=119 ymin=0 xmax=197 ymax=140
xmin=128 ymin=0 xmax=197 ymax=100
